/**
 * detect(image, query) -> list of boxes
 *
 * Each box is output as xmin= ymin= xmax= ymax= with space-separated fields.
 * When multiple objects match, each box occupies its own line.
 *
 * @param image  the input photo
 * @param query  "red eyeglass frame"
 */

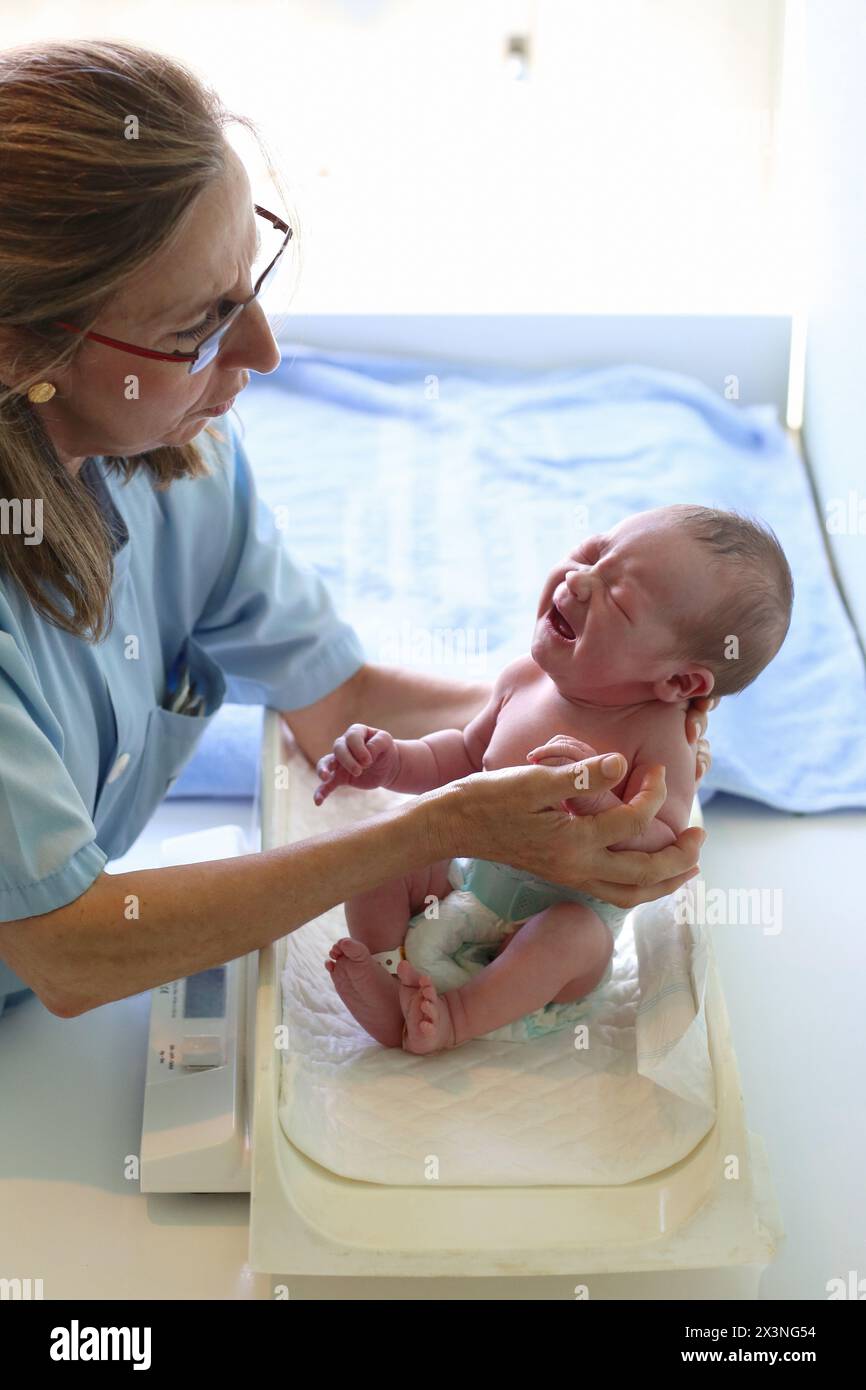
xmin=52 ymin=204 xmax=292 ymax=372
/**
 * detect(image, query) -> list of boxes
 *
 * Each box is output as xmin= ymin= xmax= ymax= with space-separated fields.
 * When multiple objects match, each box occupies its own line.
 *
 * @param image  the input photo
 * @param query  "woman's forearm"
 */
xmin=281 ymin=663 xmax=492 ymax=767
xmin=1 ymin=794 xmax=438 ymax=1018
xmin=353 ymin=663 xmax=492 ymax=739
xmin=0 ymin=757 xmax=706 ymax=1020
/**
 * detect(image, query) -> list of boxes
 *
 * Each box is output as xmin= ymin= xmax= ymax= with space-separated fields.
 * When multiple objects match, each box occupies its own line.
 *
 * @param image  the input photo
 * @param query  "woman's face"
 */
xmin=19 ymin=145 xmax=281 ymax=474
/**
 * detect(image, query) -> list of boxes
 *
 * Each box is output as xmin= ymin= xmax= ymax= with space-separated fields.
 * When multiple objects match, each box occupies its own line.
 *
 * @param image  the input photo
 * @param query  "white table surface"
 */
xmin=1 ymin=791 xmax=864 ymax=1300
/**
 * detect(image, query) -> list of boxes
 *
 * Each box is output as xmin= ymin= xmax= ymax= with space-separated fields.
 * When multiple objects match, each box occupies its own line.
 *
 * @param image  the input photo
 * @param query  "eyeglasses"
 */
xmin=53 ymin=204 xmax=292 ymax=375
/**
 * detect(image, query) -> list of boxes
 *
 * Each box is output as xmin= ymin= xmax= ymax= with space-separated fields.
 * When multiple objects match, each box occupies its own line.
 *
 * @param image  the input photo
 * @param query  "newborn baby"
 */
xmin=314 ymin=504 xmax=793 ymax=1053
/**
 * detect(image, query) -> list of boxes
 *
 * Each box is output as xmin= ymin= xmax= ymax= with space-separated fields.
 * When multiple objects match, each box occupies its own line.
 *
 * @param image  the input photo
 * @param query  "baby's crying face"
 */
xmin=532 ymin=534 xmax=634 ymax=679
xmin=547 ymin=566 xmax=594 ymax=641
xmin=529 ymin=513 xmax=712 ymax=702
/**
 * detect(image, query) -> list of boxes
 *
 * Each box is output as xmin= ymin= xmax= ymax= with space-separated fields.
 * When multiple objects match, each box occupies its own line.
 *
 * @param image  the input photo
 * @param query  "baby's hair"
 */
xmin=665 ymin=505 xmax=794 ymax=697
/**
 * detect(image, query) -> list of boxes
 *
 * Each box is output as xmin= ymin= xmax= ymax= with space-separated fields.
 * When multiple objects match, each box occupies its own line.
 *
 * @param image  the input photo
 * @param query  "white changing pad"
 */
xmin=278 ymin=754 xmax=717 ymax=1186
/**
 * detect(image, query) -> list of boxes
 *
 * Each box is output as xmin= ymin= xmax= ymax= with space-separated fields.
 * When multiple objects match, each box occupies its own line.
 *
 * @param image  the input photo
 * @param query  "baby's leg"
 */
xmin=326 ymin=860 xmax=454 ymax=1047
xmin=399 ymin=901 xmax=613 ymax=1053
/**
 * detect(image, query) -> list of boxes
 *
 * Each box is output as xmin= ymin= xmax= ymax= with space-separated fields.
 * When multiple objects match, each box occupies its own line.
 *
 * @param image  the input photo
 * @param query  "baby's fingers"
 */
xmin=365 ymin=729 xmax=394 ymax=763
xmin=313 ymin=754 xmax=348 ymax=805
xmin=344 ymin=725 xmax=374 ymax=767
xmin=334 ymin=732 xmax=366 ymax=775
xmin=313 ymin=764 xmax=353 ymax=805
xmin=315 ymin=753 xmax=337 ymax=783
xmin=526 ymin=735 xmax=595 ymax=766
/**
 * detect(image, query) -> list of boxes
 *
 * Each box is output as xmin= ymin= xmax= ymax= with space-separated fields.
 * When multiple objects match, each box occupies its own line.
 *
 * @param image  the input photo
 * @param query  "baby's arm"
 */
xmin=389 ymin=681 xmax=502 ymax=792
xmin=315 ymin=659 xmax=524 ymax=801
xmin=390 ymin=659 xmax=535 ymax=790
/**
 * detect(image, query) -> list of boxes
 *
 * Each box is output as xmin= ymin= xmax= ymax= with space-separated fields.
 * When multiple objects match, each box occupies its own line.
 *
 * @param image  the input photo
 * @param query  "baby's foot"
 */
xmin=396 ymin=959 xmax=456 ymax=1055
xmin=326 ymin=938 xmax=404 ymax=1047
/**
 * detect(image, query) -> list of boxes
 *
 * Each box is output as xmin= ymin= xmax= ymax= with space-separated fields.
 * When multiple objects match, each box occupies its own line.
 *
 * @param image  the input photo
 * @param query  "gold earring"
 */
xmin=27 ymin=382 xmax=56 ymax=403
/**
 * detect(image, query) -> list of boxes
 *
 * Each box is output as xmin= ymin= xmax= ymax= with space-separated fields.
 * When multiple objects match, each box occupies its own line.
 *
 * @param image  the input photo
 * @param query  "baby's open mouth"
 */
xmin=548 ymin=602 xmax=576 ymax=641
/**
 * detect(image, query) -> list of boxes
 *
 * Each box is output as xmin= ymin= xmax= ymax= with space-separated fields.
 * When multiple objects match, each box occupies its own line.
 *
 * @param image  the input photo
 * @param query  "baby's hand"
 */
xmin=526 ymin=735 xmax=618 ymax=815
xmin=313 ymin=724 xmax=401 ymax=805
xmin=527 ymin=734 xmax=599 ymax=768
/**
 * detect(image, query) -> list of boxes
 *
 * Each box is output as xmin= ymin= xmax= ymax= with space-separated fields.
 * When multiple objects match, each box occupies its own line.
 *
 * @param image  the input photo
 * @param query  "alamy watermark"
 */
xmin=675 ymin=879 xmax=782 ymax=935
xmin=825 ymin=490 xmax=866 ymax=536
xmin=376 ymin=622 xmax=488 ymax=676
xmin=1 ymin=1276 xmax=44 ymax=1299
xmin=0 ymin=497 xmax=43 ymax=545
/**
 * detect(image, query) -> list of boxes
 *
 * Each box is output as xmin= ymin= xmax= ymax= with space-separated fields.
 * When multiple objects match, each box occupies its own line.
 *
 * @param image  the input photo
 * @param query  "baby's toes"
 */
xmin=416 ymin=997 xmax=436 ymax=1032
xmin=397 ymin=959 xmax=426 ymax=989
xmin=330 ymin=937 xmax=369 ymax=963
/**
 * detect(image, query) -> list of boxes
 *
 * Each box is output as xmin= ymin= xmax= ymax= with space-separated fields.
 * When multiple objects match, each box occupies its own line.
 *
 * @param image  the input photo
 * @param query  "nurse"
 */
xmin=0 ymin=39 xmax=710 ymax=1020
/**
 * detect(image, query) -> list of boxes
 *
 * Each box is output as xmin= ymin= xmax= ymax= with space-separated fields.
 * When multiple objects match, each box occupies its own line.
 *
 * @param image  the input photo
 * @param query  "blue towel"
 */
xmin=170 ymin=347 xmax=866 ymax=813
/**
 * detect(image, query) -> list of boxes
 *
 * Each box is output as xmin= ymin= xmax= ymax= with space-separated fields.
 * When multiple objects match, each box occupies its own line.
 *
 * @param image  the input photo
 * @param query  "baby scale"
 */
xmin=140 ymin=824 xmax=256 ymax=1193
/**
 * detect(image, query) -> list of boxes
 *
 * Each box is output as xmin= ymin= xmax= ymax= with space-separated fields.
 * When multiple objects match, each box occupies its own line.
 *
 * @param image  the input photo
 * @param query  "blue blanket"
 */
xmin=170 ymin=346 xmax=866 ymax=813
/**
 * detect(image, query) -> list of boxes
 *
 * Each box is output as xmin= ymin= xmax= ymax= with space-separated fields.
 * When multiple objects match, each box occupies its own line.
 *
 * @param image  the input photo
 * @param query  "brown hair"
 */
xmin=667 ymin=505 xmax=794 ymax=696
xmin=0 ymin=38 xmax=294 ymax=642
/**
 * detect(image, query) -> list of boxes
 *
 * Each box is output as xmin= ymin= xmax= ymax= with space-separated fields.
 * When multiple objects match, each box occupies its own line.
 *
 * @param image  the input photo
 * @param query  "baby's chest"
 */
xmin=481 ymin=691 xmax=647 ymax=772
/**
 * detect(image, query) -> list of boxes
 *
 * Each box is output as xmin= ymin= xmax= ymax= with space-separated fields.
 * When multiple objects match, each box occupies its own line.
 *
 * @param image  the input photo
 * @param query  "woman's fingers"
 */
xmin=584 ymin=824 xmax=706 ymax=889
xmin=583 ymin=763 xmax=668 ymax=843
xmin=435 ymin=758 xmax=708 ymax=912
xmin=580 ymin=863 xmax=701 ymax=908
xmin=686 ymin=694 xmax=719 ymax=744
xmin=687 ymin=710 xmax=707 ymax=744
xmin=695 ymin=736 xmax=712 ymax=783
xmin=522 ymin=753 xmax=627 ymax=807
xmin=690 ymin=696 xmax=714 ymax=715
xmin=686 ymin=697 xmax=709 ymax=743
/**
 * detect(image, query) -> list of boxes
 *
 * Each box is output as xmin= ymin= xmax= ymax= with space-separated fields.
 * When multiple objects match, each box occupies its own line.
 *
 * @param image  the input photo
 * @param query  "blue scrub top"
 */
xmin=0 ymin=417 xmax=365 ymax=1015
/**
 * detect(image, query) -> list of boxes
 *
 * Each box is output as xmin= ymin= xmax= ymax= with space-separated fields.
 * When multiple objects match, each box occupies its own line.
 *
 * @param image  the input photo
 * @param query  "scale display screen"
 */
xmin=183 ymin=966 xmax=226 ymax=1019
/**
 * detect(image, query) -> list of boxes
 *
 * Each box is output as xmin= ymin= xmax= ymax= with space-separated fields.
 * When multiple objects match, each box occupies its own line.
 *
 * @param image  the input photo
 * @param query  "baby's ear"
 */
xmin=652 ymin=668 xmax=714 ymax=702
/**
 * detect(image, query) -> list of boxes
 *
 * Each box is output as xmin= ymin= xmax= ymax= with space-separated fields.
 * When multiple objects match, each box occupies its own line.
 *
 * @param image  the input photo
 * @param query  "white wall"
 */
xmin=801 ymin=0 xmax=866 ymax=640
xmin=2 ymin=0 xmax=789 ymax=314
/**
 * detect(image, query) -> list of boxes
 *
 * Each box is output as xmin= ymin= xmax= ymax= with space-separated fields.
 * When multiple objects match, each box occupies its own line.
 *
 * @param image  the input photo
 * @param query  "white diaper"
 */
xmin=373 ymin=859 xmax=615 ymax=1044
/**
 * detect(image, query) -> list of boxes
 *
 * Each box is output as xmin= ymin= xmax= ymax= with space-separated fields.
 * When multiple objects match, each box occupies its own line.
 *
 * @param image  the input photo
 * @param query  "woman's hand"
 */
xmin=685 ymin=694 xmax=718 ymax=785
xmin=426 ymin=754 xmax=705 ymax=909
xmin=525 ymin=734 xmax=616 ymax=815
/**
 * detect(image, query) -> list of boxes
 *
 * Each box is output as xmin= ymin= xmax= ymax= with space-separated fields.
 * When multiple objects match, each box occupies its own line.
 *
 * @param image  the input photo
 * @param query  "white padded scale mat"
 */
xmin=277 ymin=753 xmax=716 ymax=1186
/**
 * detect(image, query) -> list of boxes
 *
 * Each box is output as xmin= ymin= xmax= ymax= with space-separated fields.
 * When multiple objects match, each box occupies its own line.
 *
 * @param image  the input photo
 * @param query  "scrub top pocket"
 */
xmin=146 ymin=701 xmax=219 ymax=797
xmin=105 ymin=638 xmax=227 ymax=852
xmin=145 ymin=636 xmax=227 ymax=797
